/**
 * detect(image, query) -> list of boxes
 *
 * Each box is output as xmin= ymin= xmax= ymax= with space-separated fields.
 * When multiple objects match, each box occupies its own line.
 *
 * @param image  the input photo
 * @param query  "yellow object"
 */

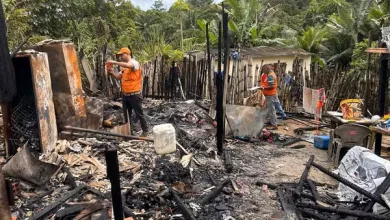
xmin=384 ymin=115 xmax=390 ymax=120
xmin=340 ymin=99 xmax=363 ymax=120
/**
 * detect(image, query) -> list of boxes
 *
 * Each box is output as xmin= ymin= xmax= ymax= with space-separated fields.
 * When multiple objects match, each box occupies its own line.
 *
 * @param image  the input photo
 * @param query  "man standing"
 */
xmin=260 ymin=64 xmax=281 ymax=130
xmin=107 ymin=47 xmax=148 ymax=137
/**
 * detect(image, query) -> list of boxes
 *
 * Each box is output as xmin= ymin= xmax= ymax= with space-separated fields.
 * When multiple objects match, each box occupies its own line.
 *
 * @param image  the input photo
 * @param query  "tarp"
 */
xmin=225 ymin=105 xmax=268 ymax=138
xmin=338 ymin=146 xmax=390 ymax=215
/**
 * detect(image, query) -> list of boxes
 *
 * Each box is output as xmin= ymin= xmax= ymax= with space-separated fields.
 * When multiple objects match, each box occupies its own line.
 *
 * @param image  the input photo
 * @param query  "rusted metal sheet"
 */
xmin=30 ymin=42 xmax=86 ymax=122
xmin=24 ymin=53 xmax=58 ymax=152
xmin=30 ymin=53 xmax=58 ymax=152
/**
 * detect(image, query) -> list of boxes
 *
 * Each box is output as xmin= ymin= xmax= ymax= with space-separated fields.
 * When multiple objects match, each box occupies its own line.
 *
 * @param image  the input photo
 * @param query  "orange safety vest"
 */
xmin=121 ymin=66 xmax=142 ymax=93
xmin=260 ymin=71 xmax=277 ymax=96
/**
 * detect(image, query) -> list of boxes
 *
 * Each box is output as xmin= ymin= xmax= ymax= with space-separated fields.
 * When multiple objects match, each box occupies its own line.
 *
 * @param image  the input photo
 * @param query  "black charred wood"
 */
xmin=170 ymin=188 xmax=197 ymax=220
xmin=295 ymin=155 xmax=314 ymax=195
xmin=28 ymin=185 xmax=86 ymax=220
xmin=200 ymin=179 xmax=231 ymax=205
xmin=105 ymin=148 xmax=123 ymax=220
xmin=298 ymin=204 xmax=390 ymax=220
xmin=299 ymin=208 xmax=333 ymax=220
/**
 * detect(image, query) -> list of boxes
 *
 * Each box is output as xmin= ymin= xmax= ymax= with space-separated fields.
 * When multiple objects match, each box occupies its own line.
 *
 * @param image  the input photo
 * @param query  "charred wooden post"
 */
xmin=295 ymin=155 xmax=314 ymax=195
xmin=375 ymin=42 xmax=389 ymax=156
xmin=170 ymin=188 xmax=197 ymax=220
xmin=222 ymin=8 xmax=230 ymax=137
xmin=216 ymin=21 xmax=224 ymax=155
xmin=105 ymin=148 xmax=124 ymax=220
xmin=312 ymin=161 xmax=387 ymax=207
xmin=200 ymin=179 xmax=231 ymax=205
xmin=0 ymin=165 xmax=11 ymax=220
xmin=152 ymin=58 xmax=157 ymax=97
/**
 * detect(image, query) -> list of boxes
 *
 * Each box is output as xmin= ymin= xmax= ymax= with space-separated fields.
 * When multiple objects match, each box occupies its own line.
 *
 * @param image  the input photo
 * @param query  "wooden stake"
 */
xmin=0 ymin=164 xmax=11 ymax=220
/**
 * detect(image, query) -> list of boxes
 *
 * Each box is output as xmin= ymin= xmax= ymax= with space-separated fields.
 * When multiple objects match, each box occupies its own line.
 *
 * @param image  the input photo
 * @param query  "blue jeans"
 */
xmin=274 ymin=99 xmax=286 ymax=118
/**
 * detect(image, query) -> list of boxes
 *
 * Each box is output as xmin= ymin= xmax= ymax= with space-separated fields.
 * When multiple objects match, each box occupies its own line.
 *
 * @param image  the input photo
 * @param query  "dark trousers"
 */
xmin=122 ymin=94 xmax=148 ymax=133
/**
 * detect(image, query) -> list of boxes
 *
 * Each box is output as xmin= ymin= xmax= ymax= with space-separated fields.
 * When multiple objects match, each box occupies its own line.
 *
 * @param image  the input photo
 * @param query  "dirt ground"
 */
xmin=216 ymin=119 xmax=337 ymax=220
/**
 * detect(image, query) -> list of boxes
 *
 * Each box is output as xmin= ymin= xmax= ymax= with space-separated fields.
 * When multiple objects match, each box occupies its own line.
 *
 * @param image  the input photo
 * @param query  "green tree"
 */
xmin=171 ymin=0 xmax=190 ymax=50
xmin=152 ymin=0 xmax=165 ymax=11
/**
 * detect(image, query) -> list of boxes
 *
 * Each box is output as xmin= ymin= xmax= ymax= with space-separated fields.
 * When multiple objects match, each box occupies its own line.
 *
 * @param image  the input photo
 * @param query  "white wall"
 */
xmin=213 ymin=54 xmax=312 ymax=87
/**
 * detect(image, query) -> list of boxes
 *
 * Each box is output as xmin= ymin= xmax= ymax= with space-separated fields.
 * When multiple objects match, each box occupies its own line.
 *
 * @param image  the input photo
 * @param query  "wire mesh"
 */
xmin=9 ymin=96 xmax=40 ymax=150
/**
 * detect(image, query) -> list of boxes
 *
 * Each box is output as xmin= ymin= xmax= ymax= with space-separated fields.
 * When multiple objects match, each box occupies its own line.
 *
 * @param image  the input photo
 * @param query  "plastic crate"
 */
xmin=314 ymin=136 xmax=330 ymax=149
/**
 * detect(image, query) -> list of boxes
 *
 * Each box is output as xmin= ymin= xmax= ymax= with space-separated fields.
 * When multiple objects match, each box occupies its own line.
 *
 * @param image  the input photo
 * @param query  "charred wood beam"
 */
xmin=363 ymin=173 xmax=390 ymax=212
xmin=277 ymin=188 xmax=304 ymax=220
xmin=312 ymin=161 xmax=387 ymax=207
xmin=105 ymin=148 xmax=123 ymax=220
xmin=200 ymin=179 xmax=231 ymax=205
xmin=170 ymin=188 xmax=197 ymax=220
xmin=299 ymin=208 xmax=332 ymax=220
xmin=307 ymin=179 xmax=330 ymax=207
xmin=298 ymin=204 xmax=390 ymax=220
xmin=206 ymin=170 xmax=218 ymax=186
xmin=28 ymin=185 xmax=87 ymax=220
xmin=295 ymin=155 xmax=314 ymax=195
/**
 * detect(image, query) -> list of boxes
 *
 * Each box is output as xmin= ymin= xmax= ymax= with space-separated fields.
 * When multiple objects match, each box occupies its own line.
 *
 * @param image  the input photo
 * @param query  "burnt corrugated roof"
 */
xmin=209 ymin=46 xmax=311 ymax=58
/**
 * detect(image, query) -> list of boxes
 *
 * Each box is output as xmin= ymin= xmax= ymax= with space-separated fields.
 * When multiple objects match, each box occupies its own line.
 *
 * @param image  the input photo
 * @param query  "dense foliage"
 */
xmin=2 ymin=0 xmax=390 ymax=66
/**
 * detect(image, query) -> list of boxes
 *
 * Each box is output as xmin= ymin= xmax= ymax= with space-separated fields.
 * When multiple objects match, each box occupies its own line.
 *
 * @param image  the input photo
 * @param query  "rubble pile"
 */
xmin=1 ymin=100 xmax=247 ymax=219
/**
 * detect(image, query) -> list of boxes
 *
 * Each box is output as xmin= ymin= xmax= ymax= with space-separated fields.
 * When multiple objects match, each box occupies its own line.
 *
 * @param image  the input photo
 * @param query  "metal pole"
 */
xmin=62 ymin=126 xmax=154 ymax=142
xmin=206 ymin=23 xmax=213 ymax=100
xmin=216 ymin=21 xmax=223 ymax=155
xmin=222 ymin=7 xmax=230 ymax=142
xmin=375 ymin=42 xmax=389 ymax=156
xmin=105 ymin=148 xmax=123 ymax=220
xmin=0 ymin=165 xmax=12 ymax=220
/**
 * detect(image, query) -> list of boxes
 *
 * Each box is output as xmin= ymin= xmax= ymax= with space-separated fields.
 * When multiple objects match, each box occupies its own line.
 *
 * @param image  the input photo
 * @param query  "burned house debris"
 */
xmin=2 ymin=3 xmax=390 ymax=220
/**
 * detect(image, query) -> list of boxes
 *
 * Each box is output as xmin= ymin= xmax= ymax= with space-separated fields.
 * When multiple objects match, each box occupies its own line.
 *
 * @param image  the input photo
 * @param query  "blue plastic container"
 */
xmin=314 ymin=136 xmax=330 ymax=149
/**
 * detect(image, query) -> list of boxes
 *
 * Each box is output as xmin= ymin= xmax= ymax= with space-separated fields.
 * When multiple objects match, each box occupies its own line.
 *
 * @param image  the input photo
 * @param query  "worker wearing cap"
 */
xmin=107 ymin=48 xmax=148 ymax=137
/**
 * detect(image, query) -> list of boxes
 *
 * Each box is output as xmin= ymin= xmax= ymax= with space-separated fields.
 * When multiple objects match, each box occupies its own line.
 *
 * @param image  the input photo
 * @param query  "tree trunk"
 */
xmin=0 ymin=0 xmax=16 ymax=103
xmin=180 ymin=13 xmax=184 ymax=51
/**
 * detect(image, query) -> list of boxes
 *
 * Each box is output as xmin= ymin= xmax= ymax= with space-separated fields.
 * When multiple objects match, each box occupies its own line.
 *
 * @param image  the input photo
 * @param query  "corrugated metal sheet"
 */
xmin=208 ymin=46 xmax=311 ymax=59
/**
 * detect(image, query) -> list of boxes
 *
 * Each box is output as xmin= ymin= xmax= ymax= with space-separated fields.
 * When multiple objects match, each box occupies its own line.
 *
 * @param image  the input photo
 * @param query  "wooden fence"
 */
xmin=80 ymin=49 xmax=385 ymax=115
